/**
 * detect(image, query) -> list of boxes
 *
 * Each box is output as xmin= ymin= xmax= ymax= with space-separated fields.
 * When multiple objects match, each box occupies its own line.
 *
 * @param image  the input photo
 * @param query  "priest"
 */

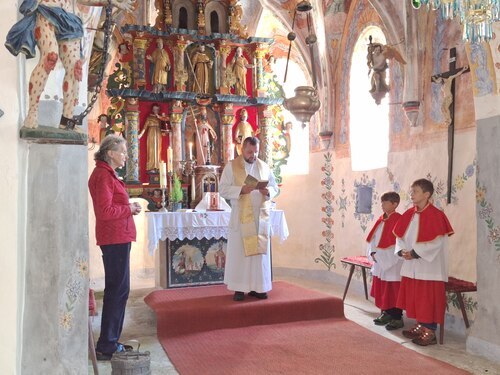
xmin=219 ymin=136 xmax=278 ymax=301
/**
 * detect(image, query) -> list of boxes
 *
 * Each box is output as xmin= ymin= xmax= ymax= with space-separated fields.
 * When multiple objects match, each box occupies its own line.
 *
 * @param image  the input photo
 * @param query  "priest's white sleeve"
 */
xmin=219 ymin=163 xmax=242 ymax=200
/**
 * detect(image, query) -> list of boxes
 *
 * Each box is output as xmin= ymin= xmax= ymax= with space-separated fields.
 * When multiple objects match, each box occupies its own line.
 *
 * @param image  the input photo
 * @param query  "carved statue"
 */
xmin=147 ymin=38 xmax=170 ymax=93
xmin=190 ymin=45 xmax=213 ymax=94
xmin=366 ymin=41 xmax=406 ymax=104
xmin=231 ymin=47 xmax=252 ymax=96
xmin=5 ymin=0 xmax=135 ymax=131
xmin=431 ymin=66 xmax=469 ymax=127
xmin=195 ymin=107 xmax=217 ymax=165
xmin=233 ymin=109 xmax=257 ymax=155
xmin=139 ymin=103 xmax=169 ymax=171
xmin=98 ymin=114 xmax=109 ymax=143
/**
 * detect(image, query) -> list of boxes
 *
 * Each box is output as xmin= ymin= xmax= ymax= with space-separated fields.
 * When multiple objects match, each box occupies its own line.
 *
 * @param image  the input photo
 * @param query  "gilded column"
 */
xmin=219 ymin=42 xmax=231 ymax=95
xmin=220 ymin=103 xmax=235 ymax=165
xmin=254 ymin=44 xmax=269 ymax=97
xmin=125 ymin=98 xmax=141 ymax=184
xmin=163 ymin=0 xmax=173 ymax=29
xmin=173 ymin=37 xmax=189 ymax=91
xmin=132 ymin=36 xmax=149 ymax=89
xmin=197 ymin=0 xmax=206 ymax=35
xmin=258 ymin=106 xmax=273 ymax=164
xmin=170 ymin=100 xmax=184 ymax=173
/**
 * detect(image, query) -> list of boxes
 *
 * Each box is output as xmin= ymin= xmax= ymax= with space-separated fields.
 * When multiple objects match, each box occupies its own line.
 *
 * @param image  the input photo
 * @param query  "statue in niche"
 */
xmin=190 ymin=45 xmax=213 ymax=94
xmin=233 ymin=109 xmax=258 ymax=156
xmin=5 ymin=0 xmax=135 ymax=131
xmin=231 ymin=47 xmax=253 ymax=96
xmin=195 ymin=107 xmax=217 ymax=165
xmin=366 ymin=40 xmax=406 ymax=104
xmin=97 ymin=114 xmax=110 ymax=143
xmin=147 ymin=38 xmax=171 ymax=93
xmin=139 ymin=103 xmax=170 ymax=171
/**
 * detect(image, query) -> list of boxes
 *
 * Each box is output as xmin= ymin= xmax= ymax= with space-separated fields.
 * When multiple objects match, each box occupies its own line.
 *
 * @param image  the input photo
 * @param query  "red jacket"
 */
xmin=88 ymin=160 xmax=136 ymax=246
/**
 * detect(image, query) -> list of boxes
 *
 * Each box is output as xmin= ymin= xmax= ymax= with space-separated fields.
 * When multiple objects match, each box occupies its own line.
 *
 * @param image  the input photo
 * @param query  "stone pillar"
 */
xmin=133 ymin=36 xmax=149 ymax=89
xmin=220 ymin=103 xmax=235 ymax=165
xmin=173 ymin=37 xmax=188 ymax=92
xmin=219 ymin=42 xmax=231 ymax=94
xmin=254 ymin=44 xmax=269 ymax=97
xmin=170 ymin=100 xmax=184 ymax=173
xmin=467 ymin=114 xmax=500 ymax=364
xmin=258 ymin=106 xmax=273 ymax=164
xmin=125 ymin=97 xmax=141 ymax=184
xmin=22 ymin=143 xmax=88 ymax=374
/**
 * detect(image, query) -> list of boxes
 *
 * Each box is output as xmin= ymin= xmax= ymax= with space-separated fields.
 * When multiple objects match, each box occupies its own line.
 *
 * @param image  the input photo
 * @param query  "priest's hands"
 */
xmin=130 ymin=202 xmax=142 ymax=215
xmin=240 ymin=185 xmax=254 ymax=194
xmin=259 ymin=187 xmax=270 ymax=197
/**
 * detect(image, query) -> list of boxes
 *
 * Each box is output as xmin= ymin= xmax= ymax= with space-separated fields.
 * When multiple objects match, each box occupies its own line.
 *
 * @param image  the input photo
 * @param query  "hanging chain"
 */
xmin=67 ymin=5 xmax=114 ymax=130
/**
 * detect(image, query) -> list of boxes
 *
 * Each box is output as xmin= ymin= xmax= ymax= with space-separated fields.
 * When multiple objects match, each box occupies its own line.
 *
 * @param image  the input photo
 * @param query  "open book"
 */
xmin=244 ymin=174 xmax=269 ymax=190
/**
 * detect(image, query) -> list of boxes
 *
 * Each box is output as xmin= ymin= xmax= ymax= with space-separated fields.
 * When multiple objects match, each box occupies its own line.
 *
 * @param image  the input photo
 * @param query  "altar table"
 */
xmin=146 ymin=210 xmax=288 ymax=288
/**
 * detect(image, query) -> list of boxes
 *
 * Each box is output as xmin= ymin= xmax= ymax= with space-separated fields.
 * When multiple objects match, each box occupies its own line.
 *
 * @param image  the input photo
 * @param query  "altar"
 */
xmin=147 ymin=210 xmax=288 ymax=288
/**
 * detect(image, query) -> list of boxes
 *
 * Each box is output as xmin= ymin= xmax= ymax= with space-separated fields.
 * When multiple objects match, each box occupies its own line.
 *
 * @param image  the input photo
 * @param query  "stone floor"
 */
xmin=89 ymin=275 xmax=500 ymax=375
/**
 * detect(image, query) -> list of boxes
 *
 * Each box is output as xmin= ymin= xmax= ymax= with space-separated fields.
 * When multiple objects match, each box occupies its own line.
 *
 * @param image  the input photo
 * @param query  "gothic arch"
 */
xmin=172 ymin=0 xmax=196 ymax=30
xmin=205 ymin=0 xmax=228 ymax=34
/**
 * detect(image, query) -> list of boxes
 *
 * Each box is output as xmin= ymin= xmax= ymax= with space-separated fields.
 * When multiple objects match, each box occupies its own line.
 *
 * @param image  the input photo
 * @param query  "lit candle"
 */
xmin=159 ymin=162 xmax=167 ymax=188
xmin=167 ymin=146 xmax=173 ymax=173
xmin=188 ymin=142 xmax=193 ymax=160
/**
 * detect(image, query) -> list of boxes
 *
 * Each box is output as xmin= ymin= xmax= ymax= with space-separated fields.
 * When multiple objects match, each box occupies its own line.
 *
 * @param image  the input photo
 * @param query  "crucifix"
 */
xmin=431 ymin=47 xmax=469 ymax=204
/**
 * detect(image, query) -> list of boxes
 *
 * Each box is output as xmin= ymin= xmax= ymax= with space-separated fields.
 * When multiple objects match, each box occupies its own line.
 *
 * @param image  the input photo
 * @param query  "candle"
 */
xmin=190 ymin=174 xmax=196 ymax=202
xmin=167 ymin=146 xmax=173 ymax=173
xmin=188 ymin=142 xmax=193 ymax=160
xmin=159 ymin=162 xmax=167 ymax=188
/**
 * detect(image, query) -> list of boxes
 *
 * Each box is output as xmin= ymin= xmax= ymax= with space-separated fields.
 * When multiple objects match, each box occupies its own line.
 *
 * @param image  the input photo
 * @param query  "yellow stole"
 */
xmin=232 ymin=155 xmax=271 ymax=256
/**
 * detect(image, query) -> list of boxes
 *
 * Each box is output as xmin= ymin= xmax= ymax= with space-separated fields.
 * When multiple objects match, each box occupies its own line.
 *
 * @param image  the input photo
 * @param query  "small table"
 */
xmin=340 ymin=256 xmax=374 ymax=301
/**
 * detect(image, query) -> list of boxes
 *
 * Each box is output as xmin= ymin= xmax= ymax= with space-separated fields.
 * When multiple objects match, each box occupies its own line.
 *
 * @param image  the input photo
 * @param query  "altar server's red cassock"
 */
xmin=393 ymin=204 xmax=454 ymax=324
xmin=366 ymin=212 xmax=402 ymax=310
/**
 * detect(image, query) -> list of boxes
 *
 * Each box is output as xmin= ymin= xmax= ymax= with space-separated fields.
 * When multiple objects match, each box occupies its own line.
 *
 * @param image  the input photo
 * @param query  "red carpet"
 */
xmin=145 ymin=281 xmax=470 ymax=375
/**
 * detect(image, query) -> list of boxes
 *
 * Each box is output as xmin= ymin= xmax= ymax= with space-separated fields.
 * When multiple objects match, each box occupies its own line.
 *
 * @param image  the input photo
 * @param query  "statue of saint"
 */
xmin=5 ymin=0 xmax=134 ymax=131
xmin=366 ymin=42 xmax=406 ymax=104
xmin=231 ymin=47 xmax=252 ymax=96
xmin=190 ymin=45 xmax=213 ymax=94
xmin=147 ymin=38 xmax=170 ymax=93
xmin=233 ymin=109 xmax=257 ymax=156
xmin=195 ymin=108 xmax=217 ymax=165
xmin=139 ymin=103 xmax=169 ymax=171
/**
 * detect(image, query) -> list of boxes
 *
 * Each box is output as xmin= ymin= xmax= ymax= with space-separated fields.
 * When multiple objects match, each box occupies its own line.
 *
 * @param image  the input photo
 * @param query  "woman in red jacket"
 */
xmin=88 ymin=135 xmax=142 ymax=360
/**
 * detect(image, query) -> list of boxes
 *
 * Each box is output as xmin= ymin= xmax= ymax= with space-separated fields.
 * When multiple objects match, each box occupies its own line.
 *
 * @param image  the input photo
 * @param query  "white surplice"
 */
xmin=395 ymin=214 xmax=449 ymax=282
xmin=219 ymin=159 xmax=278 ymax=293
xmin=367 ymin=223 xmax=403 ymax=282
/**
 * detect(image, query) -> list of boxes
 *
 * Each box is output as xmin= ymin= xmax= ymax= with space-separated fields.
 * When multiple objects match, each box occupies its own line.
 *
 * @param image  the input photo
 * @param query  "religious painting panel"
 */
xmin=166 ymin=237 xmax=227 ymax=288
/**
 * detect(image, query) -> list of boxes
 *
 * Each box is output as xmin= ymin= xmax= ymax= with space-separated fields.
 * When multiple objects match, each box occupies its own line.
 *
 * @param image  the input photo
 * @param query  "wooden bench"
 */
xmin=340 ymin=256 xmax=374 ymax=301
xmin=440 ymin=277 xmax=477 ymax=344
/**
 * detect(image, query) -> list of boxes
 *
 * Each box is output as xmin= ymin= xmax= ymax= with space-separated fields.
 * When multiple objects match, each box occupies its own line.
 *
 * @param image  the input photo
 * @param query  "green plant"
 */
xmin=170 ymin=174 xmax=183 ymax=203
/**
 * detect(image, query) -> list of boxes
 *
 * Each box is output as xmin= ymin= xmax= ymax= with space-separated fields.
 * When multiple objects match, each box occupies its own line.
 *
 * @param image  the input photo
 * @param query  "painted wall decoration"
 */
xmin=335 ymin=178 xmax=350 ymax=228
xmin=59 ymin=257 xmax=88 ymax=331
xmin=316 ymin=152 xmax=336 ymax=270
xmin=352 ymin=173 xmax=378 ymax=232
xmin=477 ymin=181 xmax=500 ymax=263
xmin=466 ymin=43 xmax=496 ymax=97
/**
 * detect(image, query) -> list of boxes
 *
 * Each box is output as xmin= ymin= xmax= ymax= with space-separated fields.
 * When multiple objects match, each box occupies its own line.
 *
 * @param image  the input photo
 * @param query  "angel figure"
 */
xmin=366 ymin=40 xmax=406 ymax=104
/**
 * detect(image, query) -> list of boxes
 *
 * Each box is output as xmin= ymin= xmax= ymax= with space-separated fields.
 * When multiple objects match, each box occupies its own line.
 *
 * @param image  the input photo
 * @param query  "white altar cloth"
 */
xmin=146 ymin=210 xmax=289 ymax=255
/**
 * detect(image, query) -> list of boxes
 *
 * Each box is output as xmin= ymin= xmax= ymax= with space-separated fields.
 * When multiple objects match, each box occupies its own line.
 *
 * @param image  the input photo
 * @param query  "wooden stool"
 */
xmin=340 ymin=256 xmax=374 ymax=301
xmin=89 ymin=288 xmax=99 ymax=375
xmin=439 ymin=277 xmax=477 ymax=344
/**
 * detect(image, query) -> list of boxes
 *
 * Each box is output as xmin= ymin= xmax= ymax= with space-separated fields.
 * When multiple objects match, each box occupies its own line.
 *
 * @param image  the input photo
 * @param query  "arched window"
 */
xmin=179 ymin=7 xmax=188 ymax=29
xmin=210 ymin=11 xmax=220 ymax=33
xmin=349 ymin=26 xmax=389 ymax=171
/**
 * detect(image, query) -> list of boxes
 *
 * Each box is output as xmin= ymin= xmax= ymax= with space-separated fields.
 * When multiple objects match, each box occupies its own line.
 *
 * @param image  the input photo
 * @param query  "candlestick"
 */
xmin=167 ymin=146 xmax=173 ymax=173
xmin=159 ymin=162 xmax=167 ymax=188
xmin=188 ymin=142 xmax=193 ymax=160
